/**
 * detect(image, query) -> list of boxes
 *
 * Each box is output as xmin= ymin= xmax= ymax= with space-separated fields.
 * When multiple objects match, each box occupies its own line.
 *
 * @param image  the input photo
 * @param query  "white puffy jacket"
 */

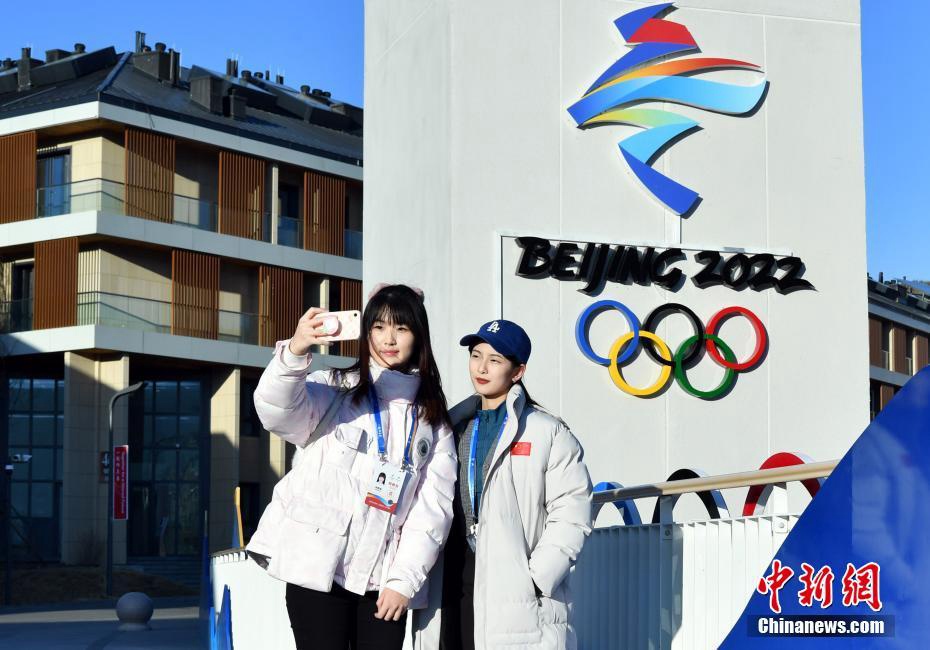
xmin=412 ymin=384 xmax=593 ymax=649
xmin=246 ymin=340 xmax=458 ymax=604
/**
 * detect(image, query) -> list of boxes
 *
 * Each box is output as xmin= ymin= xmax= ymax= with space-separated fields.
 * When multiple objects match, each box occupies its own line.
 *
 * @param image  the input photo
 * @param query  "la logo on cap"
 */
xmin=487 ymin=321 xmax=500 ymax=333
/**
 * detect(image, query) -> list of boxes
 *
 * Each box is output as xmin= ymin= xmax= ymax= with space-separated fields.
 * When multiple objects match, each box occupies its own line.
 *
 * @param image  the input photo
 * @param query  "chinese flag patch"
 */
xmin=511 ymin=442 xmax=532 ymax=456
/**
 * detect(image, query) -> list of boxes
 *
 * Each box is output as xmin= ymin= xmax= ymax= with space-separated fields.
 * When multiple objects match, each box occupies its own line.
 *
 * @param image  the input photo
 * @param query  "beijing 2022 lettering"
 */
xmin=515 ymin=236 xmax=814 ymax=295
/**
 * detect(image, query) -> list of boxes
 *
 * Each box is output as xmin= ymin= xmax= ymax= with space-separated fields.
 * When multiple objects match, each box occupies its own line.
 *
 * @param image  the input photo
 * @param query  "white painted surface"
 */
xmin=571 ymin=514 xmax=798 ymax=649
xmin=212 ymin=550 xmax=296 ymax=650
xmin=364 ymin=0 xmax=868 ymax=513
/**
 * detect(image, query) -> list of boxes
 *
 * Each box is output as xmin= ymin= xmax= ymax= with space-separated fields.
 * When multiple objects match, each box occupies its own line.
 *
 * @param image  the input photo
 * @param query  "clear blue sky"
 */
xmin=861 ymin=0 xmax=930 ymax=282
xmin=4 ymin=1 xmax=920 ymax=281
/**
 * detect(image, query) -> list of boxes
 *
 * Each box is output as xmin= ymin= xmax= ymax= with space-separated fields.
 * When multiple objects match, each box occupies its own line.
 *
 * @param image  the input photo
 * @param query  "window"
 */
xmin=239 ymin=377 xmax=262 ymax=437
xmin=906 ymin=330 xmax=916 ymax=375
xmin=36 ymin=151 xmax=71 ymax=217
xmin=9 ymin=263 xmax=34 ymax=332
xmin=869 ymin=382 xmax=880 ymax=420
xmin=880 ymin=322 xmax=891 ymax=370
xmin=7 ymin=377 xmax=64 ymax=561
xmin=277 ymin=183 xmax=302 ymax=248
xmin=128 ymin=379 xmax=203 ymax=556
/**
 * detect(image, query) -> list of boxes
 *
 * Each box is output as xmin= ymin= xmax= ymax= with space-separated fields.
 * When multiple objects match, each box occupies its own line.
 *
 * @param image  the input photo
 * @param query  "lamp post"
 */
xmin=107 ymin=382 xmax=145 ymax=598
xmin=4 ymin=453 xmax=31 ymax=606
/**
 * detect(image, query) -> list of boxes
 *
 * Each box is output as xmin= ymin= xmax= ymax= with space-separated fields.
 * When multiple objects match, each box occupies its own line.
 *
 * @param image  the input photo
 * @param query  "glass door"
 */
xmin=128 ymin=379 xmax=204 ymax=556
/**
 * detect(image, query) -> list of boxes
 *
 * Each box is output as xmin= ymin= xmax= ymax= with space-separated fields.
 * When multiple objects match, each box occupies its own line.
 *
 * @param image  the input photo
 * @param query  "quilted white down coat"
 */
xmin=412 ymin=384 xmax=593 ymax=649
xmin=246 ymin=340 xmax=458 ymax=605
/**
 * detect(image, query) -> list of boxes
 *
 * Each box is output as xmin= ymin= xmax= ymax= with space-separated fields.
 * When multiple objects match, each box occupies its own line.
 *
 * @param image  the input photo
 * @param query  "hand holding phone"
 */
xmin=317 ymin=310 xmax=361 ymax=342
xmin=289 ymin=308 xmax=360 ymax=356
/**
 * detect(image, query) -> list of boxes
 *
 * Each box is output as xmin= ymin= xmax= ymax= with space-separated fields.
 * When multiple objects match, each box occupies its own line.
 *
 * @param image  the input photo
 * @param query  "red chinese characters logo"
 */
xmin=757 ymin=560 xmax=883 ymax=613
xmin=841 ymin=562 xmax=883 ymax=612
xmin=757 ymin=559 xmax=794 ymax=614
xmin=797 ymin=563 xmax=834 ymax=608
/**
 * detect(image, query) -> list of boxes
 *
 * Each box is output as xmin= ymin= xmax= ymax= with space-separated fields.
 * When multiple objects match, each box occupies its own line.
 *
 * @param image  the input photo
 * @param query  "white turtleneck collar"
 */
xmin=369 ymin=360 xmax=420 ymax=404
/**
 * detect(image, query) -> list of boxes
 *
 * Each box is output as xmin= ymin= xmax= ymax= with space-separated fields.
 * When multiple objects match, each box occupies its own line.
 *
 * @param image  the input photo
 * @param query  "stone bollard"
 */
xmin=116 ymin=592 xmax=154 ymax=631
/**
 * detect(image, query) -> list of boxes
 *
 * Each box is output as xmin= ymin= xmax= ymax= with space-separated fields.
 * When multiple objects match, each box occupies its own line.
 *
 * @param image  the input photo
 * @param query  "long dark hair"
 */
xmin=506 ymin=357 xmax=541 ymax=410
xmin=334 ymin=284 xmax=451 ymax=428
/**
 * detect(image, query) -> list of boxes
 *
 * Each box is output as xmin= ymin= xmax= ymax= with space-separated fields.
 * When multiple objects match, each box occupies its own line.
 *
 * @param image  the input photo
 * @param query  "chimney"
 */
xmin=265 ymin=69 xmax=270 ymax=80
xmin=226 ymin=87 xmax=247 ymax=120
xmin=226 ymin=58 xmax=239 ymax=77
xmin=135 ymin=31 xmax=146 ymax=53
xmin=168 ymin=49 xmax=179 ymax=85
xmin=1 ymin=59 xmax=12 ymax=71
xmin=17 ymin=47 xmax=32 ymax=91
xmin=275 ymin=74 xmax=284 ymax=85
xmin=154 ymin=42 xmax=166 ymax=53
xmin=241 ymin=70 xmax=252 ymax=81
xmin=74 ymin=43 xmax=86 ymax=54
xmin=143 ymin=45 xmax=152 ymax=53
xmin=300 ymin=85 xmax=310 ymax=96
xmin=255 ymin=72 xmax=263 ymax=80
xmin=879 ymin=271 xmax=884 ymax=283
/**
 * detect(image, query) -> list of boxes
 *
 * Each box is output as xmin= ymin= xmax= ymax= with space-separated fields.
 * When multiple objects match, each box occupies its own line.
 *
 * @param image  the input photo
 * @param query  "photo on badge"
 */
xmin=364 ymin=461 xmax=409 ymax=513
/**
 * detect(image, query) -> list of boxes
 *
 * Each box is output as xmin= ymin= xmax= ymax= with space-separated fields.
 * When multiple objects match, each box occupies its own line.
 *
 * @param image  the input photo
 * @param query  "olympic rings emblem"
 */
xmin=575 ymin=300 xmax=768 ymax=399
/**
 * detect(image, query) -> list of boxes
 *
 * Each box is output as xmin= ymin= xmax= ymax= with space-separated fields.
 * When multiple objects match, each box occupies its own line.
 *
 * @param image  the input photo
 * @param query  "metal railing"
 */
xmin=76 ymin=291 xmax=265 ymax=345
xmin=277 ymin=215 xmax=303 ymax=248
xmin=0 ymin=299 xmax=33 ymax=333
xmin=344 ymin=229 xmax=362 ymax=260
xmin=575 ymin=460 xmax=839 ymax=649
xmin=32 ymin=179 xmax=363 ymax=259
xmin=593 ymin=459 xmax=837 ymax=505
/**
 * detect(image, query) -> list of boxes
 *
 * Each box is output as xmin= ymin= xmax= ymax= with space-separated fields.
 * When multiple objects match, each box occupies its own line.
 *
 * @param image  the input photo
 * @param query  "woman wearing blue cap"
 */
xmin=412 ymin=320 xmax=593 ymax=650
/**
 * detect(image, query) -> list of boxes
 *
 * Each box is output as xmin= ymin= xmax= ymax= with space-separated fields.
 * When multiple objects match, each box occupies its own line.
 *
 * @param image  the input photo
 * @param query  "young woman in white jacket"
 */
xmin=246 ymin=284 xmax=458 ymax=650
xmin=413 ymin=319 xmax=593 ymax=650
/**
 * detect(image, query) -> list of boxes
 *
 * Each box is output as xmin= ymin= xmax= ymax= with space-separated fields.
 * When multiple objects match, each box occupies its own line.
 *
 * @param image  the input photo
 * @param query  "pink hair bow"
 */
xmin=367 ymin=283 xmax=425 ymax=301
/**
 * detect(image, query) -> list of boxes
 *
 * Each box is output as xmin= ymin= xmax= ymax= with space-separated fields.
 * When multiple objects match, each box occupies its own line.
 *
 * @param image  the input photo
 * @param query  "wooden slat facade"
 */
xmin=0 ymin=131 xmax=37 ymax=224
xmin=125 ymin=128 xmax=176 ymax=222
xmin=34 ymin=238 xmax=78 ymax=329
xmin=304 ymin=171 xmax=346 ymax=255
xmin=258 ymin=265 xmax=303 ymax=347
xmin=219 ymin=151 xmax=265 ymax=240
xmin=338 ymin=279 xmax=362 ymax=358
xmin=171 ymin=250 xmax=219 ymax=339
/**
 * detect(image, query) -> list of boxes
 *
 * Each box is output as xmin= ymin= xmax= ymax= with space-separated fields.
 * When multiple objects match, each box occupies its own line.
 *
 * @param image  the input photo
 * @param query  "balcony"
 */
xmin=74 ymin=291 xmax=266 ymax=345
xmin=32 ymin=179 xmax=362 ymax=256
xmin=0 ymin=299 xmax=33 ymax=333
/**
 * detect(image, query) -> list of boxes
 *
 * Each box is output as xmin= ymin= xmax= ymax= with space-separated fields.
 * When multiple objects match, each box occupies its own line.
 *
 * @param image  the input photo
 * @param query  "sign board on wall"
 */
xmin=113 ymin=445 xmax=128 ymax=521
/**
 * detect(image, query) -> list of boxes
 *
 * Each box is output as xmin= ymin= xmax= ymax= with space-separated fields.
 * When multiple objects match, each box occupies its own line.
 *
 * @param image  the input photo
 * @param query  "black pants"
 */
xmin=439 ymin=532 xmax=476 ymax=650
xmin=285 ymin=582 xmax=407 ymax=650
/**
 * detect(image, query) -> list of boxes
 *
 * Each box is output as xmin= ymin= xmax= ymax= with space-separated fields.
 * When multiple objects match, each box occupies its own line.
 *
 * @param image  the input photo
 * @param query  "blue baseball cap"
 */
xmin=459 ymin=320 xmax=532 ymax=364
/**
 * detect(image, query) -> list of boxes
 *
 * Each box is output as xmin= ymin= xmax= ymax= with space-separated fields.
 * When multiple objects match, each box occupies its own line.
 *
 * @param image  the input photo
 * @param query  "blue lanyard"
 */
xmin=368 ymin=386 xmax=417 ymax=466
xmin=467 ymin=413 xmax=508 ymax=513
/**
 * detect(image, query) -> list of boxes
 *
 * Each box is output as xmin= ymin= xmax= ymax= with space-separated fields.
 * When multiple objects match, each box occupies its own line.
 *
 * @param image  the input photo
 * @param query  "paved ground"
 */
xmin=0 ymin=597 xmax=202 ymax=649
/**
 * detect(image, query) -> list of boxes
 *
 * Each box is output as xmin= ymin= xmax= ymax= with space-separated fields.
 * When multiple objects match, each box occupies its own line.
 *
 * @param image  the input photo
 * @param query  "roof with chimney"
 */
xmin=869 ymin=275 xmax=930 ymax=319
xmin=0 ymin=36 xmax=362 ymax=166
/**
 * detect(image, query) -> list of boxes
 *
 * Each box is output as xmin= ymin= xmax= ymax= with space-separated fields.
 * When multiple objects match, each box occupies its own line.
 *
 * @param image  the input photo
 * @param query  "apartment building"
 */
xmin=0 ymin=35 xmax=362 ymax=566
xmin=868 ymin=276 xmax=930 ymax=418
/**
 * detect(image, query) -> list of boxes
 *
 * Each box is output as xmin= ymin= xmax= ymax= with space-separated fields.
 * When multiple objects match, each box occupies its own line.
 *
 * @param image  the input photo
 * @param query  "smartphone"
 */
xmin=319 ymin=310 xmax=361 ymax=342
